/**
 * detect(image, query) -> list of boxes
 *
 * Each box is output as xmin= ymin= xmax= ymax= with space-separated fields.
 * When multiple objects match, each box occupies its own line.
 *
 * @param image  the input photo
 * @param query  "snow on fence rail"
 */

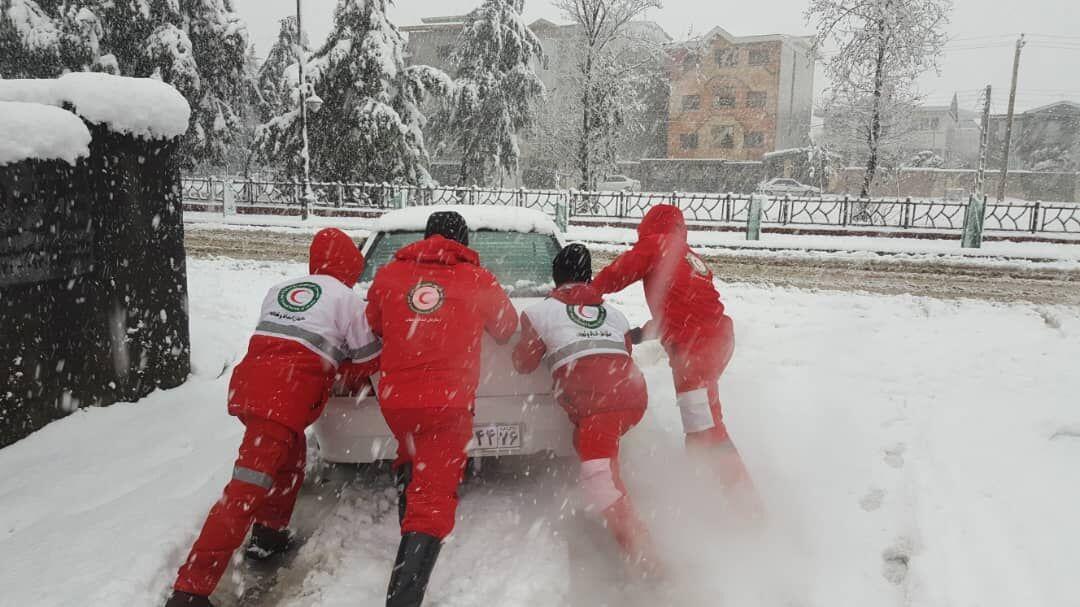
xmin=180 ymin=177 xmax=1080 ymax=236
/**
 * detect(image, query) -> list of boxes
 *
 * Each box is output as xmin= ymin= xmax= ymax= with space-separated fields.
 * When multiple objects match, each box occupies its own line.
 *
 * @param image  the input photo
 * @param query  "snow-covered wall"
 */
xmin=0 ymin=101 xmax=91 ymax=166
xmin=0 ymin=73 xmax=191 ymax=140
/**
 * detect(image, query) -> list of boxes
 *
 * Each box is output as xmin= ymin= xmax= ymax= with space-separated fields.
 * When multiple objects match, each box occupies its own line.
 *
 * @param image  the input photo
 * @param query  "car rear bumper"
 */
xmin=313 ymin=395 xmax=575 ymax=464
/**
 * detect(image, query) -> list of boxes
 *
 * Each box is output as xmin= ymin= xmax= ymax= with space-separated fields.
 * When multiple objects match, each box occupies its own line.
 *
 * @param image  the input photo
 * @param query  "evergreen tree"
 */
xmin=433 ymin=0 xmax=545 ymax=186
xmin=258 ymin=0 xmax=450 ymax=185
xmin=0 ymin=0 xmax=250 ymax=168
xmin=256 ymin=16 xmax=304 ymax=123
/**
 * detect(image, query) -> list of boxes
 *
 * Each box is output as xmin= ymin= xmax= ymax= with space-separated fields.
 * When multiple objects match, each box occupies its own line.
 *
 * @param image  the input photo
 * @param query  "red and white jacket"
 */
xmin=228 ymin=228 xmax=380 ymax=434
xmin=366 ymin=235 xmax=518 ymax=411
xmin=513 ymin=283 xmax=647 ymax=420
xmin=591 ymin=204 xmax=728 ymax=349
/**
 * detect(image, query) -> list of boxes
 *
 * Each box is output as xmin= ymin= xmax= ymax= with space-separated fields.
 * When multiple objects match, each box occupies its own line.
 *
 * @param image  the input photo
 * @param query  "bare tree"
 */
xmin=553 ymin=0 xmax=662 ymax=189
xmin=807 ymin=0 xmax=950 ymax=196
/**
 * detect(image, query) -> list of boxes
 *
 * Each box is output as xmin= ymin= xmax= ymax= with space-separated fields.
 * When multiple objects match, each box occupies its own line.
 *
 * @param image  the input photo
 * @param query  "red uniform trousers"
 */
xmin=173 ymin=418 xmax=306 ymax=597
xmin=667 ymin=315 xmax=755 ymax=496
xmin=383 ymin=408 xmax=473 ymax=539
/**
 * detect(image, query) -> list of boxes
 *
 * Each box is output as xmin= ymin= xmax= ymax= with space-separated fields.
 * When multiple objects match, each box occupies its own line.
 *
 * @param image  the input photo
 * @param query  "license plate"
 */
xmin=471 ymin=423 xmax=523 ymax=453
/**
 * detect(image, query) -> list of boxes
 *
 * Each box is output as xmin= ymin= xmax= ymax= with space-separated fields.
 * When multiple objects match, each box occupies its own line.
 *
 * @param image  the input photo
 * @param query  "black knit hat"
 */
xmin=553 ymin=243 xmax=592 ymax=286
xmin=425 ymin=211 xmax=469 ymax=246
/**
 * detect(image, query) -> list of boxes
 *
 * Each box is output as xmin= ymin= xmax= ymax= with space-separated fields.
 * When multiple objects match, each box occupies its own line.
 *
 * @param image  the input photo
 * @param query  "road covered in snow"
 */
xmin=1 ymin=256 xmax=1078 ymax=606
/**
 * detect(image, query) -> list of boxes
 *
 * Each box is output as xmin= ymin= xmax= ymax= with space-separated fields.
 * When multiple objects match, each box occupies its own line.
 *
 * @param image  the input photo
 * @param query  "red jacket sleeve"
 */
xmin=364 ymin=275 xmax=384 ymax=337
xmin=336 ymin=358 xmax=379 ymax=394
xmin=513 ymin=313 xmax=547 ymax=374
xmin=591 ymin=237 xmax=659 ymax=294
xmin=482 ymin=271 xmax=518 ymax=344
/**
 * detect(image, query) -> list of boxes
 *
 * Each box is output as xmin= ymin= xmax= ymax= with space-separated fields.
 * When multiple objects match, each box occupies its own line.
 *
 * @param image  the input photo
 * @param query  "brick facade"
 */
xmin=666 ymin=28 xmax=814 ymax=161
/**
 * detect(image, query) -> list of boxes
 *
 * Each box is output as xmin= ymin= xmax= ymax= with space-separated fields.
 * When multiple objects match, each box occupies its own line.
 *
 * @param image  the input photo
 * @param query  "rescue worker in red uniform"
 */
xmin=365 ymin=211 xmax=517 ymax=607
xmin=590 ymin=205 xmax=756 ymax=499
xmin=512 ymin=244 xmax=662 ymax=577
xmin=165 ymin=228 xmax=380 ymax=607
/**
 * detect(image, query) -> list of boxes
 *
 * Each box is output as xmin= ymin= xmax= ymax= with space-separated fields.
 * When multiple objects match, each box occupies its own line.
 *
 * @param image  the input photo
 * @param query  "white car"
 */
xmin=595 ymin=174 xmax=641 ymax=192
xmin=314 ymin=205 xmax=575 ymax=464
xmin=757 ymin=177 xmax=821 ymax=196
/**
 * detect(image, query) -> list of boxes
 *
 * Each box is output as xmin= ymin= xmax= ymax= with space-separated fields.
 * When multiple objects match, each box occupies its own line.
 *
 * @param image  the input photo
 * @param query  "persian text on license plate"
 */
xmin=471 ymin=423 xmax=523 ymax=453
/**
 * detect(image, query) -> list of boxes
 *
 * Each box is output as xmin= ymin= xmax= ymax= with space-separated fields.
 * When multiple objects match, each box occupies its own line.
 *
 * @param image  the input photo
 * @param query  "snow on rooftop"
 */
xmin=0 ymin=73 xmax=190 ymax=140
xmin=374 ymin=205 xmax=558 ymax=235
xmin=0 ymin=101 xmax=91 ymax=167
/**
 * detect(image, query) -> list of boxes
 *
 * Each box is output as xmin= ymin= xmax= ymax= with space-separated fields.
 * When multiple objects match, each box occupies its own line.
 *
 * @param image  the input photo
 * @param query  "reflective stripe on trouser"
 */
xmin=580 ymin=458 xmax=624 ymax=512
xmin=676 ymin=386 xmax=717 ymax=433
xmin=383 ymin=408 xmax=473 ymax=539
xmin=173 ymin=420 xmax=305 ymax=597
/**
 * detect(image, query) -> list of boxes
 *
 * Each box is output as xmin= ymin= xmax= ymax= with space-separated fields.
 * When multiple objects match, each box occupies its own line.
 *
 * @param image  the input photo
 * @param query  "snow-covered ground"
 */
xmin=1 ymin=257 xmax=1078 ymax=606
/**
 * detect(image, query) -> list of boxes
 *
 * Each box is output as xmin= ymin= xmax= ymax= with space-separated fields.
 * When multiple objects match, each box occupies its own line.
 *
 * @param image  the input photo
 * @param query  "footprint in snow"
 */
xmin=883 ymin=443 xmax=906 ymax=469
xmin=859 ymin=488 xmax=885 ymax=512
xmin=881 ymin=540 xmax=912 ymax=585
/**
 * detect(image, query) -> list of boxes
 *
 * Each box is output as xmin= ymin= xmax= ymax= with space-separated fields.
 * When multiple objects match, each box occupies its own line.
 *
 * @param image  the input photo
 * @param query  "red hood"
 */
xmin=395 ymin=235 xmax=480 ymax=266
xmin=550 ymin=283 xmax=604 ymax=305
xmin=638 ymin=204 xmax=688 ymax=242
xmin=309 ymin=228 xmax=364 ymax=287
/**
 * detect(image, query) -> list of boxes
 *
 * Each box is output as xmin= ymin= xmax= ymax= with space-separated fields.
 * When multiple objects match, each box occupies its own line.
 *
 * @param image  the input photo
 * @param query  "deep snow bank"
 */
xmin=0 ymin=257 xmax=1077 ymax=606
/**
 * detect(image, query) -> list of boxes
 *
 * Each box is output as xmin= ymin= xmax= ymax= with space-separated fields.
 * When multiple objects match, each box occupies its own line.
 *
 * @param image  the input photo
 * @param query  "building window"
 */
xmin=744 ymin=132 xmax=765 ymax=147
xmin=746 ymin=91 xmax=766 ymax=108
xmin=748 ymin=49 xmax=770 ymax=66
xmin=682 ymin=53 xmax=699 ymax=70
xmin=682 ymin=95 xmax=701 ymax=111
xmin=436 ymin=44 xmax=454 ymax=60
xmin=715 ymin=48 xmax=738 ymax=67
xmin=680 ymin=133 xmax=699 ymax=150
xmin=714 ymin=87 xmax=736 ymax=107
xmin=712 ymin=126 xmax=736 ymax=149
xmin=541 ymin=54 xmax=550 ymax=70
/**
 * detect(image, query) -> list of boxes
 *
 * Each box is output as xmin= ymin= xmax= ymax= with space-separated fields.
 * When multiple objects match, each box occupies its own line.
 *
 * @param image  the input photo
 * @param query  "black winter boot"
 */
xmin=386 ymin=532 xmax=443 ymax=607
xmin=244 ymin=523 xmax=294 ymax=560
xmin=395 ymin=463 xmax=413 ymax=526
xmin=164 ymin=590 xmax=214 ymax=607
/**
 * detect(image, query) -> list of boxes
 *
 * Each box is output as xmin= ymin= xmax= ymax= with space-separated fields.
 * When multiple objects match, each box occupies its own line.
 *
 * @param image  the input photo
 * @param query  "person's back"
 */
xmin=367 ymin=234 xmax=516 ymax=410
xmin=592 ymin=204 xmax=726 ymax=347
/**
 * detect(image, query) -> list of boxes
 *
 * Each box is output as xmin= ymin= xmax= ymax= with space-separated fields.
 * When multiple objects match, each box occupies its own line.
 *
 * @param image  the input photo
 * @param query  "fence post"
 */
xmin=747 ymin=194 xmax=764 ymax=240
xmin=961 ymin=194 xmax=987 ymax=248
xmin=903 ymin=197 xmax=912 ymax=228
xmin=222 ymin=178 xmax=236 ymax=217
xmin=336 ymin=182 xmax=344 ymax=208
xmin=517 ymin=187 xmax=525 ymax=208
xmin=555 ymin=194 xmax=569 ymax=233
xmin=841 ymin=195 xmax=849 ymax=226
xmin=1030 ymin=201 xmax=1040 ymax=233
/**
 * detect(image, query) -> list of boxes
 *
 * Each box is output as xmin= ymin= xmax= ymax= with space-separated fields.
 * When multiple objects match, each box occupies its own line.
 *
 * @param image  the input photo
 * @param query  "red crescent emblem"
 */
xmin=289 ymin=290 xmax=306 ymax=304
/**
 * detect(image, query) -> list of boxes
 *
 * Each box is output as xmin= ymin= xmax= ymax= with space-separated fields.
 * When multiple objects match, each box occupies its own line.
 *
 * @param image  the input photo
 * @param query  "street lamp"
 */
xmin=295 ymin=0 xmax=317 ymax=220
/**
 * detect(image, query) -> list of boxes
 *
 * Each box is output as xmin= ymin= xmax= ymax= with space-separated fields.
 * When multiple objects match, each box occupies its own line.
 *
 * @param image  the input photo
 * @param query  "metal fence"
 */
xmin=181 ymin=177 xmax=1080 ymax=236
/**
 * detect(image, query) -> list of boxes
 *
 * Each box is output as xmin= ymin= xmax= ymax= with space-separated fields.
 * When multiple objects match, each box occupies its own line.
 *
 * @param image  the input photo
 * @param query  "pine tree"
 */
xmin=257 ymin=0 xmax=450 ymax=185
xmin=433 ymin=0 xmax=545 ymax=186
xmin=256 ymin=16 xmax=304 ymax=123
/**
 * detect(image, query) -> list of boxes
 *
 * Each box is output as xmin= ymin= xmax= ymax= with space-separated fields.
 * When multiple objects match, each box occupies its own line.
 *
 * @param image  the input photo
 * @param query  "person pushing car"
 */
xmin=513 ymin=243 xmax=662 ymax=577
xmin=590 ymin=205 xmax=757 ymax=505
xmin=365 ymin=211 xmax=517 ymax=607
xmin=166 ymin=228 xmax=380 ymax=607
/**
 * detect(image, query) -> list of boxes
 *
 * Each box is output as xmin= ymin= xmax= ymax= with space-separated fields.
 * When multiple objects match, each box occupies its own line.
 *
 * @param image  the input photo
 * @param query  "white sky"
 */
xmin=233 ymin=0 xmax=1080 ymax=114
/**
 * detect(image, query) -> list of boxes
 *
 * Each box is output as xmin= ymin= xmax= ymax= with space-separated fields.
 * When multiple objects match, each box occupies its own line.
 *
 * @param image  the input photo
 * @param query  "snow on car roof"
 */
xmin=0 ymin=73 xmax=190 ymax=140
xmin=374 ymin=205 xmax=558 ymax=235
xmin=0 ymin=101 xmax=91 ymax=166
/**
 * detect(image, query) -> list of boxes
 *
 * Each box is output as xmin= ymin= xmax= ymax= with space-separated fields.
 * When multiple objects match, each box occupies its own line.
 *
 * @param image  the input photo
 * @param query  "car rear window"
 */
xmin=360 ymin=230 xmax=561 ymax=296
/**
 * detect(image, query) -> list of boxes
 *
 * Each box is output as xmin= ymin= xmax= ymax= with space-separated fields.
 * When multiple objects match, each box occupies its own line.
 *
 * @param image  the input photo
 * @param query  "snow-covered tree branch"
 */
xmin=807 ymin=0 xmax=951 ymax=196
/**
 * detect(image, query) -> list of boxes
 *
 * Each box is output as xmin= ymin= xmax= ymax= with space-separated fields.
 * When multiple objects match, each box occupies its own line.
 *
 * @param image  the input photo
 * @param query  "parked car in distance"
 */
xmin=313 ymin=205 xmax=574 ymax=464
xmin=757 ymin=177 xmax=821 ymax=196
xmin=596 ymin=174 xmax=641 ymax=191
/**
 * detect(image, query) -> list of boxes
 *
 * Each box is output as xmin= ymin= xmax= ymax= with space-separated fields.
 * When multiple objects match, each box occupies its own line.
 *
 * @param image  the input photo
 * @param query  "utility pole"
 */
xmin=297 ymin=0 xmax=312 ymax=220
xmin=996 ymin=33 xmax=1025 ymax=202
xmin=974 ymin=85 xmax=992 ymax=197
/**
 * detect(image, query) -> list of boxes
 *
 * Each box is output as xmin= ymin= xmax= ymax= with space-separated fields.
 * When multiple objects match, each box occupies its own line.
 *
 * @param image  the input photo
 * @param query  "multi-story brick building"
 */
xmin=666 ymin=27 xmax=815 ymax=161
